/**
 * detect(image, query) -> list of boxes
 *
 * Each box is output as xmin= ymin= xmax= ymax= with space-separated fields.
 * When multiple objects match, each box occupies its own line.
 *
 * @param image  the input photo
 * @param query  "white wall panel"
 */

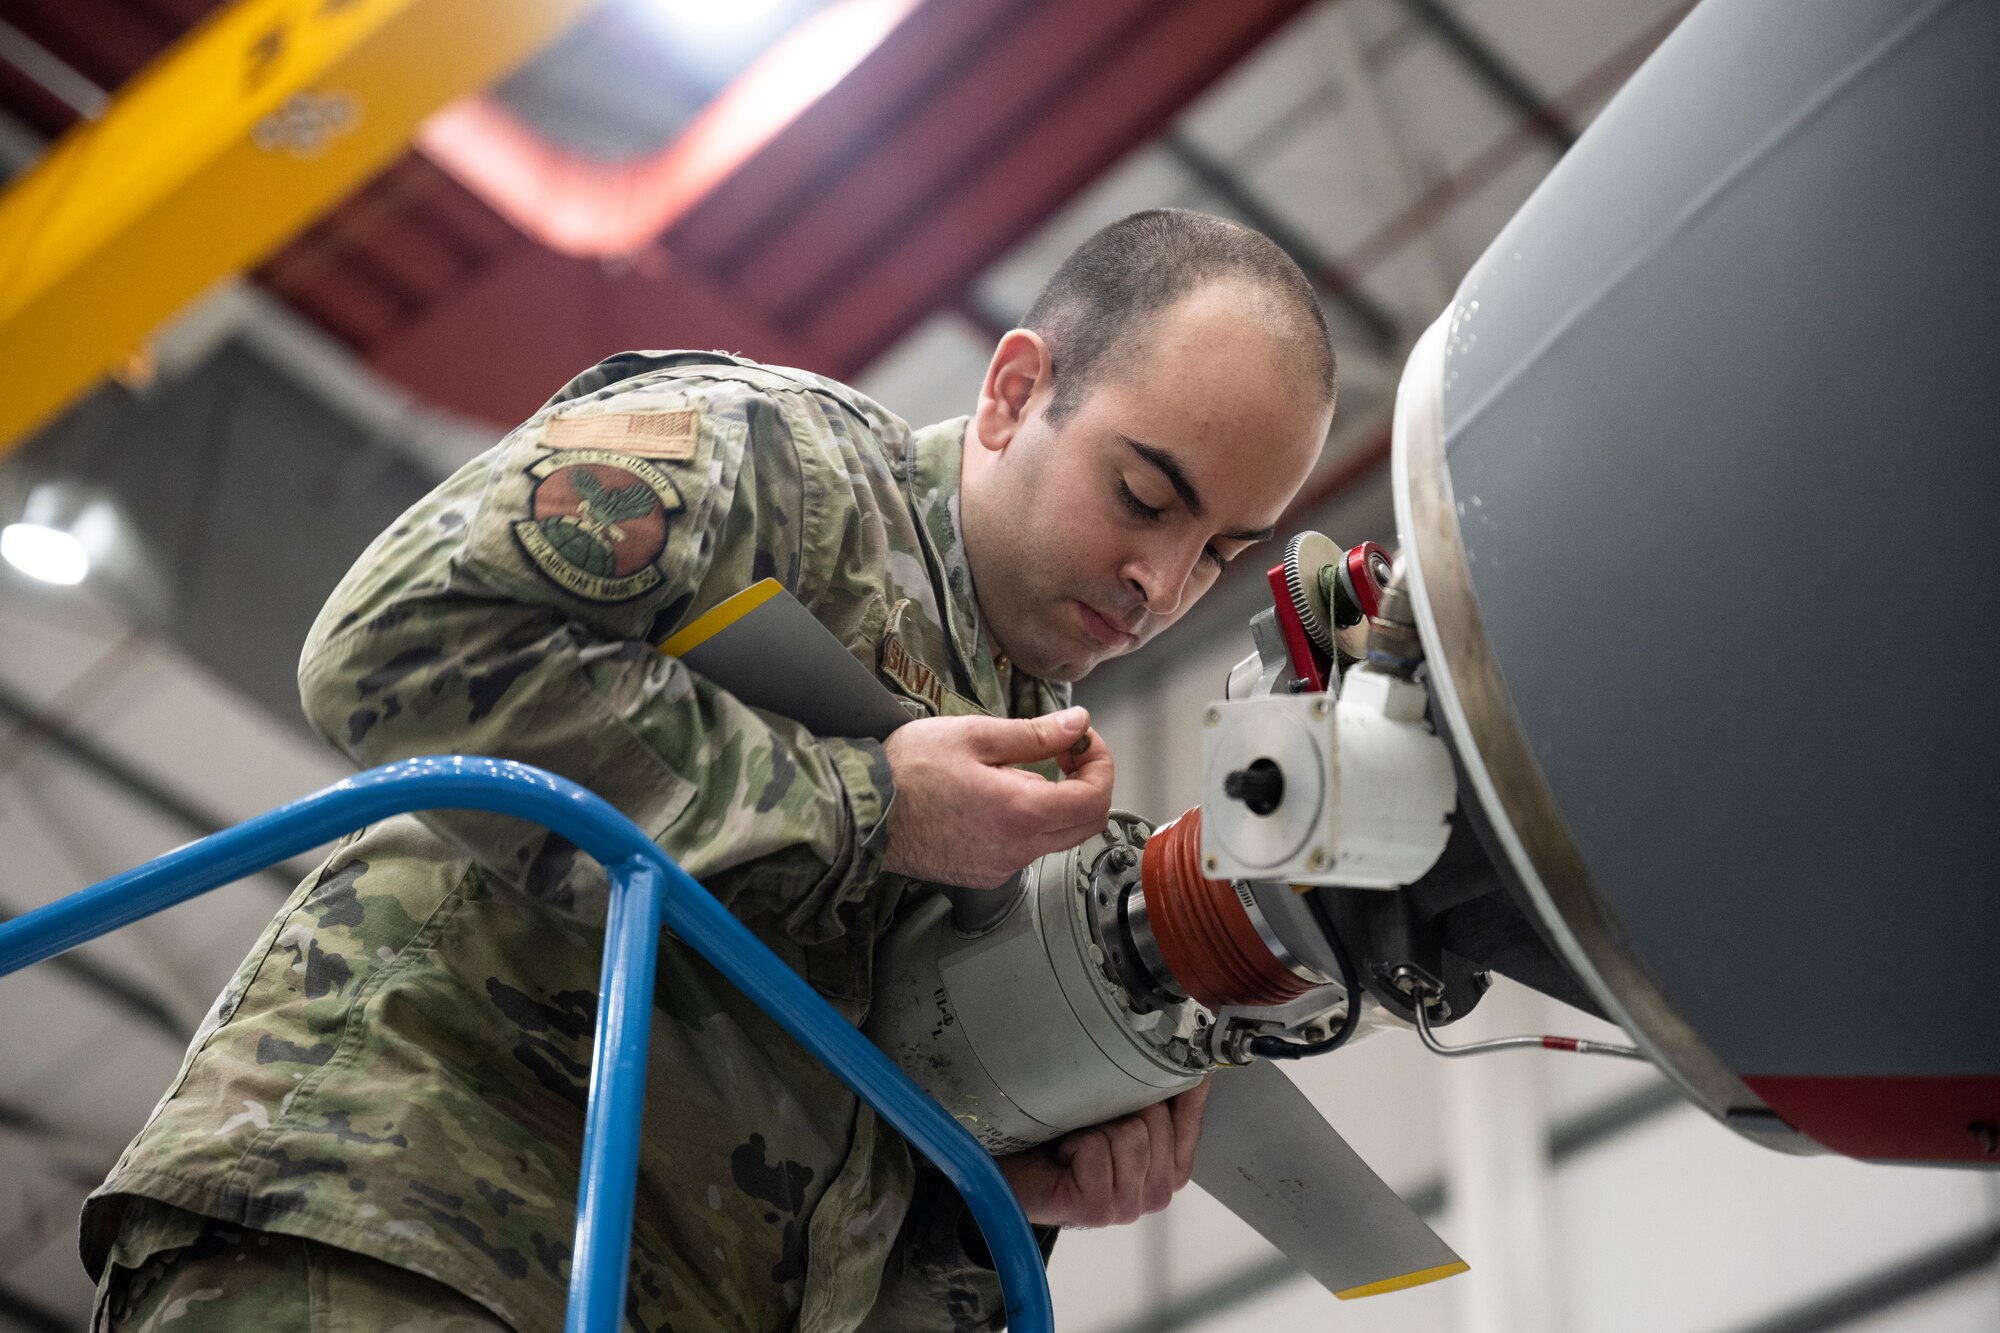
xmin=1555 ymin=1106 xmax=1991 ymax=1333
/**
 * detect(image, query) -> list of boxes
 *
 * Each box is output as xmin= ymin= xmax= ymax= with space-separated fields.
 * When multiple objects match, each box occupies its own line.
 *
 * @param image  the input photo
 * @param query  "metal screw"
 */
xmin=1204 ymin=707 xmax=1221 ymax=726
xmin=1203 ymin=855 xmax=1219 ymax=874
xmin=1306 ymin=849 xmax=1326 ymax=871
xmin=1311 ymin=699 xmax=1330 ymax=720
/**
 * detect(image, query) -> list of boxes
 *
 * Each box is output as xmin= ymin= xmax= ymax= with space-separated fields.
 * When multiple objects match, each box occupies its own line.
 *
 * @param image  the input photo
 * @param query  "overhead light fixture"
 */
xmin=649 ymin=0 xmax=789 ymax=31
xmin=1 ymin=521 xmax=89 ymax=585
xmin=0 ymin=479 xmax=148 ymax=600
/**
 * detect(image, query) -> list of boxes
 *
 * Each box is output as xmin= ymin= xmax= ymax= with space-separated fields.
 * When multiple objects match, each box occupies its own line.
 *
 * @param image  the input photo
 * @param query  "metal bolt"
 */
xmin=1203 ymin=855 xmax=1219 ymax=874
xmin=1311 ymin=699 xmax=1330 ymax=720
xmin=1307 ymin=848 xmax=1326 ymax=871
xmin=1204 ymin=707 xmax=1221 ymax=726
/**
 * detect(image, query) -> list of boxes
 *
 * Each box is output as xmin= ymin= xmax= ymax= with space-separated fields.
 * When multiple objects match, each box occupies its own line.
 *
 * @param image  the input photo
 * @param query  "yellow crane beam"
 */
xmin=0 ymin=0 xmax=595 ymax=451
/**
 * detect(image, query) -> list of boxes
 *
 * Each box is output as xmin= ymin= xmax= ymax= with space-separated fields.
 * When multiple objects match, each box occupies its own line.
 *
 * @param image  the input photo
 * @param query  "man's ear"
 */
xmin=972 ymin=329 xmax=1051 ymax=455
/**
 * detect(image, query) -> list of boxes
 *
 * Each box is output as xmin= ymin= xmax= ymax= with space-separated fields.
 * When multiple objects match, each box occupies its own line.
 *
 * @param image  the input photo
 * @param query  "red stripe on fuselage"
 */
xmin=1741 ymin=1075 xmax=2000 ymax=1162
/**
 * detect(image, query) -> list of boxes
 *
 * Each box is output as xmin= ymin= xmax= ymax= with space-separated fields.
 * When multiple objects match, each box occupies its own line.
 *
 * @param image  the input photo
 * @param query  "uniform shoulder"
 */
xmin=544 ymin=351 xmax=911 ymax=456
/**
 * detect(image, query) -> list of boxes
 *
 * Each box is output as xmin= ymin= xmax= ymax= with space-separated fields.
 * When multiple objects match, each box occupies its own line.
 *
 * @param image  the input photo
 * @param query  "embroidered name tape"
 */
xmin=544 ymin=409 xmax=698 ymax=461
xmin=881 ymin=634 xmax=945 ymax=714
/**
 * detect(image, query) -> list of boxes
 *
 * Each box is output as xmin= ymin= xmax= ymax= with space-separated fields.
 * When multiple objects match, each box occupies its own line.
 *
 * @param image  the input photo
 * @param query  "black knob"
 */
xmin=1222 ymin=758 xmax=1284 ymax=816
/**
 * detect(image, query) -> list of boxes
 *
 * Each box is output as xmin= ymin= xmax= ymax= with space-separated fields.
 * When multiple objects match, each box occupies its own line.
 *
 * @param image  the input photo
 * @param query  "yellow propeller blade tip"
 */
xmin=1335 ymin=1260 xmax=1470 ymax=1300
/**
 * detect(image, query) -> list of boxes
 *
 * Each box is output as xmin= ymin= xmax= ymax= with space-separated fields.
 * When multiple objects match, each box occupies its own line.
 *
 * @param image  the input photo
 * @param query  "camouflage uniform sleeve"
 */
xmin=296 ymin=377 xmax=893 ymax=946
xmin=861 ymin=1163 xmax=1059 ymax=1333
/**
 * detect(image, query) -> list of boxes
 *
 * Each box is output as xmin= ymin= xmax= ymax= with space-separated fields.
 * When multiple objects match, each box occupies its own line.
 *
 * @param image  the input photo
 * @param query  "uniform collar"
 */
xmin=906 ymin=418 xmax=1003 ymax=710
xmin=905 ymin=418 xmax=1068 ymax=717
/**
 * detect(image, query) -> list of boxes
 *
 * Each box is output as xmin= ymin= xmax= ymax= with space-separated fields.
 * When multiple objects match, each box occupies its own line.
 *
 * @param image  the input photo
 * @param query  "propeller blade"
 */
xmin=1192 ymin=1060 xmax=1466 ymax=1300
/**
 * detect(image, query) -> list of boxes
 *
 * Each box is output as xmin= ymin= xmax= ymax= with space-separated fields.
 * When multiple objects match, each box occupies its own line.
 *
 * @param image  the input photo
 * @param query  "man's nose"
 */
xmin=1125 ymin=542 xmax=1200 ymax=618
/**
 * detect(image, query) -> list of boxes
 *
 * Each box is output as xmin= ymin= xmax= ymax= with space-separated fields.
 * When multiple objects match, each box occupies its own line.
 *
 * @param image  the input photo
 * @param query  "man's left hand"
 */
xmin=993 ymin=1078 xmax=1212 ymax=1228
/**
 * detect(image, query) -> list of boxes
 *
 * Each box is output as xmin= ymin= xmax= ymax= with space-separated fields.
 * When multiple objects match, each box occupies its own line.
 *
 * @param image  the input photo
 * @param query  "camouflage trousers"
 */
xmin=93 ymin=1209 xmax=512 ymax=1332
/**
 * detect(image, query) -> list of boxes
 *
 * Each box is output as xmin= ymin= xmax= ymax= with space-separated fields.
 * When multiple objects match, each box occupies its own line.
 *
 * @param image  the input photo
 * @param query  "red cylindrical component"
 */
xmin=1344 ymin=540 xmax=1390 ymax=622
xmin=1140 ymin=808 xmax=1320 ymax=1011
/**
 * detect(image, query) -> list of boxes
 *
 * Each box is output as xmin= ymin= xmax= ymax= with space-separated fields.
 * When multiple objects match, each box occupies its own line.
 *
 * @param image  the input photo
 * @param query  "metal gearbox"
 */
xmin=1200 ymin=671 xmax=1455 ymax=889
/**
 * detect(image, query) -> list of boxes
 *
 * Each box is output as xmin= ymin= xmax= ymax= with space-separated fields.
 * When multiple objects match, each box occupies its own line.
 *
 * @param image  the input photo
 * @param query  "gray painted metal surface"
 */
xmin=1431 ymin=0 xmax=2000 ymax=1076
xmin=865 ymin=822 xmax=1205 ymax=1153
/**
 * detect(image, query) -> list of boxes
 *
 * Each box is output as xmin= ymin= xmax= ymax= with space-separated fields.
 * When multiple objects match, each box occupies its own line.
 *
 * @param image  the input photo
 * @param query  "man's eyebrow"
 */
xmin=1123 ymin=437 xmax=1206 ymax=517
xmin=1122 ymin=436 xmax=1273 ymax=542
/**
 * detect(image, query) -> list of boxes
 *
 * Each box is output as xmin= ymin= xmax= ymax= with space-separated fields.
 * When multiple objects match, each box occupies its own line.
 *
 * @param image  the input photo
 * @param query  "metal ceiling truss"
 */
xmin=1393 ymin=0 xmax=1576 ymax=151
xmin=0 ymin=679 xmax=293 ymax=1046
xmin=1162 ymin=131 xmax=1402 ymax=353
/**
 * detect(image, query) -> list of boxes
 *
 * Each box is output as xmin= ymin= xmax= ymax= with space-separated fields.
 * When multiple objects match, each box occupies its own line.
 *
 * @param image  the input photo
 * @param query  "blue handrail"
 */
xmin=0 ymin=756 xmax=1053 ymax=1333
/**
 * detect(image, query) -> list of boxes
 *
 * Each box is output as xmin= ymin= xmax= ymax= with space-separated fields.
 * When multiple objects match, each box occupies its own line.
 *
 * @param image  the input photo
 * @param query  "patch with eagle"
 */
xmin=512 ymin=449 xmax=686 ymax=601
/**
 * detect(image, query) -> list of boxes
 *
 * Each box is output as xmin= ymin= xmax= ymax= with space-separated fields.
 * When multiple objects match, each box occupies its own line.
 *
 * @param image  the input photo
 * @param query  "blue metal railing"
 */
xmin=0 ymin=756 xmax=1053 ymax=1333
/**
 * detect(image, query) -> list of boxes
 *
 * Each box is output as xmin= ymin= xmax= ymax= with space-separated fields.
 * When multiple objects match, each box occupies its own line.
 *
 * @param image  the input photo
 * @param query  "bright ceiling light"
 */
xmin=650 ymin=0 xmax=789 ymax=31
xmin=2 ymin=522 xmax=90 ymax=586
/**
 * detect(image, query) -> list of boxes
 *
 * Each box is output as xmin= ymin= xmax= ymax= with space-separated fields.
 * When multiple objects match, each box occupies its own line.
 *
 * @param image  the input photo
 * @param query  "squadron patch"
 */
xmin=512 ymin=450 xmax=684 ymax=602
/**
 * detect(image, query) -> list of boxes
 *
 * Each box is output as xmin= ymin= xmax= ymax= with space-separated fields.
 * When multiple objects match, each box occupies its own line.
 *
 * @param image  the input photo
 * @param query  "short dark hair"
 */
xmin=1023 ymin=208 xmax=1336 ymax=424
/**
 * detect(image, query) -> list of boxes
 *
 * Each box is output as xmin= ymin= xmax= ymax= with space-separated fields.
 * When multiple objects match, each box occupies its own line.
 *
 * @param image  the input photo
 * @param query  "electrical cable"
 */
xmin=1400 ymin=965 xmax=1645 ymax=1061
xmin=1245 ymin=889 xmax=1361 ymax=1060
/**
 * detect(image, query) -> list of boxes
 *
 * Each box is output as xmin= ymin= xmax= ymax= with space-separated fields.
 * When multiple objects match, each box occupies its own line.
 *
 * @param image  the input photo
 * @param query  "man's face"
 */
xmin=962 ymin=283 xmax=1331 ymax=683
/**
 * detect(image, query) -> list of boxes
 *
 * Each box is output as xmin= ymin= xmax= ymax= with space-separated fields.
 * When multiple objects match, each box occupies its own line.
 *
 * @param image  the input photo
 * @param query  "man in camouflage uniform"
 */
xmin=83 ymin=210 xmax=1336 ymax=1330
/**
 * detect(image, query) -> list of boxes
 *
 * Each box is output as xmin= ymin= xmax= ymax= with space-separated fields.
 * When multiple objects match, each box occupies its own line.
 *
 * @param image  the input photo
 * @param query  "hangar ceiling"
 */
xmin=0 ymin=0 xmax=1692 ymax=721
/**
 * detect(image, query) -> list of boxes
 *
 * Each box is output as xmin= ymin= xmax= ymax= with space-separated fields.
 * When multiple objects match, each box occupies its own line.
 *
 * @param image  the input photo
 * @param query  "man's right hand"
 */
xmin=880 ymin=705 xmax=1115 ymax=888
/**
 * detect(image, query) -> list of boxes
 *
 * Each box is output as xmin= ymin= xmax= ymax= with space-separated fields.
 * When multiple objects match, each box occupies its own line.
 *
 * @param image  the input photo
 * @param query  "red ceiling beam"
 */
xmin=734 ymin=0 xmax=1164 ymax=319
xmin=257 ymin=157 xmax=531 ymax=347
xmin=669 ymin=0 xmax=1036 ymax=270
xmin=359 ymin=242 xmax=824 ymax=424
xmin=798 ymin=0 xmax=1315 ymax=374
xmin=272 ymin=0 xmax=1678 ymax=428
xmin=334 ymin=0 xmax=1315 ymax=420
xmin=416 ymin=0 xmax=989 ymax=260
